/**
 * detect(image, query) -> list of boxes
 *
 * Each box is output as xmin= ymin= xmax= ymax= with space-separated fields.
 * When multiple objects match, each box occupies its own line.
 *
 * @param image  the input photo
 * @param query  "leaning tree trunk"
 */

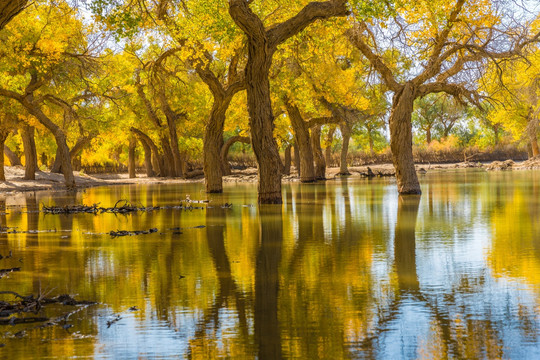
xmin=293 ymin=144 xmax=300 ymax=174
xmin=311 ymin=125 xmax=326 ymax=180
xmin=389 ymin=83 xmax=421 ymax=194
xmin=159 ymin=136 xmax=175 ymax=177
xmin=21 ymin=125 xmax=37 ymax=180
xmin=286 ymin=101 xmax=315 ymax=182
xmin=282 ymin=145 xmax=291 ymax=175
xmin=4 ymin=145 xmax=21 ymax=166
xmin=325 ymin=126 xmax=335 ymax=167
xmin=128 ymin=136 xmax=137 ymax=178
xmin=338 ymin=122 xmax=351 ymax=175
xmin=139 ymin=138 xmax=154 ymax=177
xmin=165 ymin=115 xmax=184 ymax=177
xmin=131 ymin=128 xmax=166 ymax=177
xmin=204 ymin=98 xmax=232 ymax=193
xmin=0 ymin=130 xmax=9 ymax=181
xmin=221 ymin=135 xmax=251 ymax=176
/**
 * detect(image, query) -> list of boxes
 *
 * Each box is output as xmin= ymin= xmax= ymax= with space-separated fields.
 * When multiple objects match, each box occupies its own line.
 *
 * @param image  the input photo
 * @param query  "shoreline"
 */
xmin=0 ymin=159 xmax=538 ymax=194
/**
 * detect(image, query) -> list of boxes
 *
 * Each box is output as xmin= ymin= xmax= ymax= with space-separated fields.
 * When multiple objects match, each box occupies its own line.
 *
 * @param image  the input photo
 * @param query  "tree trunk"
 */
xmin=51 ymin=135 xmax=93 ymax=174
xmin=293 ymin=144 xmax=300 ymax=174
xmin=204 ymin=98 xmax=231 ymax=193
xmin=325 ymin=126 xmax=335 ymax=167
xmin=282 ymin=145 xmax=291 ymax=175
xmin=51 ymin=147 xmax=62 ymax=173
xmin=221 ymin=135 xmax=250 ymax=176
xmin=128 ymin=136 xmax=137 ymax=178
xmin=21 ymin=125 xmax=37 ymax=180
xmin=159 ymin=136 xmax=175 ymax=177
xmin=526 ymin=109 xmax=539 ymax=157
xmin=4 ymin=145 xmax=21 ymax=166
xmin=426 ymin=127 xmax=432 ymax=144
xmin=131 ymin=127 xmax=164 ymax=176
xmin=166 ymin=116 xmax=183 ymax=177
xmin=311 ymin=125 xmax=326 ymax=180
xmin=338 ymin=122 xmax=351 ymax=175
xmin=136 ymin=134 xmax=154 ymax=177
xmin=286 ymin=101 xmax=315 ymax=182
xmin=389 ymin=83 xmax=421 ymax=194
xmin=0 ymin=131 xmax=8 ymax=181
xmin=368 ymin=129 xmax=375 ymax=155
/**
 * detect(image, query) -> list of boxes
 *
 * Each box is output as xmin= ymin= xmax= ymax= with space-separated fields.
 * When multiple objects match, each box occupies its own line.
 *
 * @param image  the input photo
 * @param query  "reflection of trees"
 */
xmin=255 ymin=205 xmax=283 ymax=359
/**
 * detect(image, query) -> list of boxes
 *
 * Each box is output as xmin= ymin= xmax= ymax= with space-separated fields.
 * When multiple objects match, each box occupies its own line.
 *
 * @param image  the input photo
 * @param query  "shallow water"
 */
xmin=0 ymin=169 xmax=540 ymax=359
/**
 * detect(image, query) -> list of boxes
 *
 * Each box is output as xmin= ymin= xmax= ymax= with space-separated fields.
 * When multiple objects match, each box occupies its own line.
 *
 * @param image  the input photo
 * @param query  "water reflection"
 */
xmin=0 ymin=171 xmax=539 ymax=358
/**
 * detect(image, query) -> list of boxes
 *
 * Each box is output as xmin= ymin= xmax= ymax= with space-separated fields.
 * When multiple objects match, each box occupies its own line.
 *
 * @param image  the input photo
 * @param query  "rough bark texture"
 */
xmin=0 ymin=0 xmax=27 ymax=31
xmin=325 ymin=126 xmax=335 ymax=167
xmin=286 ymin=101 xmax=315 ymax=182
xmin=293 ymin=144 xmax=300 ymax=173
xmin=311 ymin=125 xmax=326 ymax=180
xmin=131 ymin=127 xmax=164 ymax=176
xmin=221 ymin=135 xmax=251 ymax=175
xmin=136 ymin=134 xmax=154 ymax=177
xmin=0 ymin=131 xmax=8 ymax=181
xmin=21 ymin=125 xmax=37 ymax=180
xmin=4 ymin=145 xmax=21 ymax=166
xmin=128 ymin=136 xmax=137 ymax=178
xmin=51 ymin=135 xmax=93 ymax=173
xmin=282 ymin=145 xmax=291 ymax=175
xmin=229 ymin=0 xmax=348 ymax=203
xmin=389 ymin=84 xmax=421 ymax=194
xmin=158 ymin=91 xmax=184 ymax=177
xmin=339 ymin=122 xmax=351 ymax=175
xmin=526 ymin=108 xmax=539 ymax=157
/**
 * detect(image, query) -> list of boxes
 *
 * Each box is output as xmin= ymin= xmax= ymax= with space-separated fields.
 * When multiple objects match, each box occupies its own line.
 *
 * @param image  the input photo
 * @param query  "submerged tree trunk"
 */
xmin=221 ymin=135 xmax=251 ymax=176
xmin=21 ymin=125 xmax=37 ymax=180
xmin=128 ymin=136 xmax=137 ymax=178
xmin=4 ymin=145 xmax=21 ymax=166
xmin=339 ymin=122 xmax=351 ymax=175
xmin=286 ymin=101 xmax=315 ymax=182
xmin=311 ymin=125 xmax=326 ymax=180
xmin=389 ymin=83 xmax=421 ymax=194
xmin=282 ymin=145 xmax=291 ymax=175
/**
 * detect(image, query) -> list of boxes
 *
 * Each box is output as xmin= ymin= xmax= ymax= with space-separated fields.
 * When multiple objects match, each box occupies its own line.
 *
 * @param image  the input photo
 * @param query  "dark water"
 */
xmin=0 ymin=169 xmax=540 ymax=359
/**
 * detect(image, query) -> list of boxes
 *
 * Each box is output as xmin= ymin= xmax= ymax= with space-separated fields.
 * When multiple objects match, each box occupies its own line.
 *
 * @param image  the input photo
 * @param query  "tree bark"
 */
xmin=136 ymin=134 xmax=154 ymax=177
xmin=0 ymin=131 xmax=8 ymax=181
xmin=311 ymin=125 xmax=326 ymax=180
xmin=0 ymin=0 xmax=27 ymax=31
xmin=158 ymin=91 xmax=184 ymax=177
xmin=4 ymin=145 xmax=21 ymax=166
xmin=293 ymin=144 xmax=300 ymax=173
xmin=338 ymin=122 xmax=351 ymax=175
xmin=389 ymin=83 xmax=421 ymax=194
xmin=229 ymin=0 xmax=348 ymax=203
xmin=426 ymin=127 xmax=432 ymax=144
xmin=526 ymin=108 xmax=539 ymax=157
xmin=20 ymin=125 xmax=37 ymax=180
xmin=204 ymin=98 xmax=232 ymax=192
xmin=128 ymin=136 xmax=137 ymax=178
xmin=286 ymin=101 xmax=315 ymax=182
xmin=131 ymin=127 xmax=164 ymax=176
xmin=221 ymin=135 xmax=251 ymax=175
xmin=325 ymin=126 xmax=335 ymax=167
xmin=51 ymin=135 xmax=93 ymax=173
xmin=282 ymin=145 xmax=291 ymax=175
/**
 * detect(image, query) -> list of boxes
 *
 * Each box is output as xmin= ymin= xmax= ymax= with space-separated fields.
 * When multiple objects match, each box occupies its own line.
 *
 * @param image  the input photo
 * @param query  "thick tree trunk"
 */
xmin=389 ymin=83 xmax=421 ymax=194
xmin=526 ymin=109 xmax=539 ymax=157
xmin=282 ymin=145 xmax=291 ymax=175
xmin=338 ymin=122 xmax=351 ymax=175
xmin=286 ymin=101 xmax=315 ymax=182
xmin=311 ymin=125 xmax=326 ymax=180
xmin=166 ymin=117 xmax=183 ymax=177
xmin=293 ymin=144 xmax=300 ymax=174
xmin=135 ymin=134 xmax=154 ymax=177
xmin=159 ymin=136 xmax=175 ymax=177
xmin=204 ymin=98 xmax=231 ymax=193
xmin=51 ymin=147 xmax=62 ymax=173
xmin=4 ymin=145 xmax=21 ymax=166
xmin=0 ymin=131 xmax=8 ymax=181
xmin=21 ymin=125 xmax=37 ymax=180
xmin=128 ymin=136 xmax=137 ymax=178
xmin=0 ymin=0 xmax=27 ymax=31
xmin=221 ymin=135 xmax=250 ymax=176
xmin=426 ymin=127 xmax=432 ymax=144
xmin=325 ymin=126 xmax=335 ymax=167
xmin=51 ymin=135 xmax=93 ymax=174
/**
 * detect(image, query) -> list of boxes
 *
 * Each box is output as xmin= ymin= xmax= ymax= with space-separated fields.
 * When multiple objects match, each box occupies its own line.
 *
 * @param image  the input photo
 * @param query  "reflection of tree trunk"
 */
xmin=25 ymin=193 xmax=39 ymax=248
xmin=255 ymin=206 xmax=283 ymax=359
xmin=389 ymin=83 xmax=421 ymax=194
xmin=282 ymin=145 xmax=291 ymax=175
xmin=311 ymin=125 xmax=326 ymax=180
xmin=394 ymin=195 xmax=421 ymax=291
xmin=21 ymin=125 xmax=37 ymax=180
xmin=339 ymin=122 xmax=351 ymax=175
xmin=4 ymin=145 xmax=21 ymax=166
xmin=128 ymin=136 xmax=136 ymax=178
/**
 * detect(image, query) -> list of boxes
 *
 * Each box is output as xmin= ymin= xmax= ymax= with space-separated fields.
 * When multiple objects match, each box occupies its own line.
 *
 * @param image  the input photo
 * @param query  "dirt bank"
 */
xmin=0 ymin=159 xmax=537 ymax=193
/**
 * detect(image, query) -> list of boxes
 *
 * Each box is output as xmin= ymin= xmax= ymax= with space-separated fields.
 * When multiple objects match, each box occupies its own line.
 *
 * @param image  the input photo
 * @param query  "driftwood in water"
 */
xmin=109 ymin=228 xmax=158 ymax=237
xmin=42 ymin=199 xmax=209 ymax=215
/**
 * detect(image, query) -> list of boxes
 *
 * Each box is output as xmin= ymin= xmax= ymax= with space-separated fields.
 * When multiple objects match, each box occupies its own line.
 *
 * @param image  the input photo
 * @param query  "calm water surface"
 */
xmin=1 ymin=169 xmax=540 ymax=359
